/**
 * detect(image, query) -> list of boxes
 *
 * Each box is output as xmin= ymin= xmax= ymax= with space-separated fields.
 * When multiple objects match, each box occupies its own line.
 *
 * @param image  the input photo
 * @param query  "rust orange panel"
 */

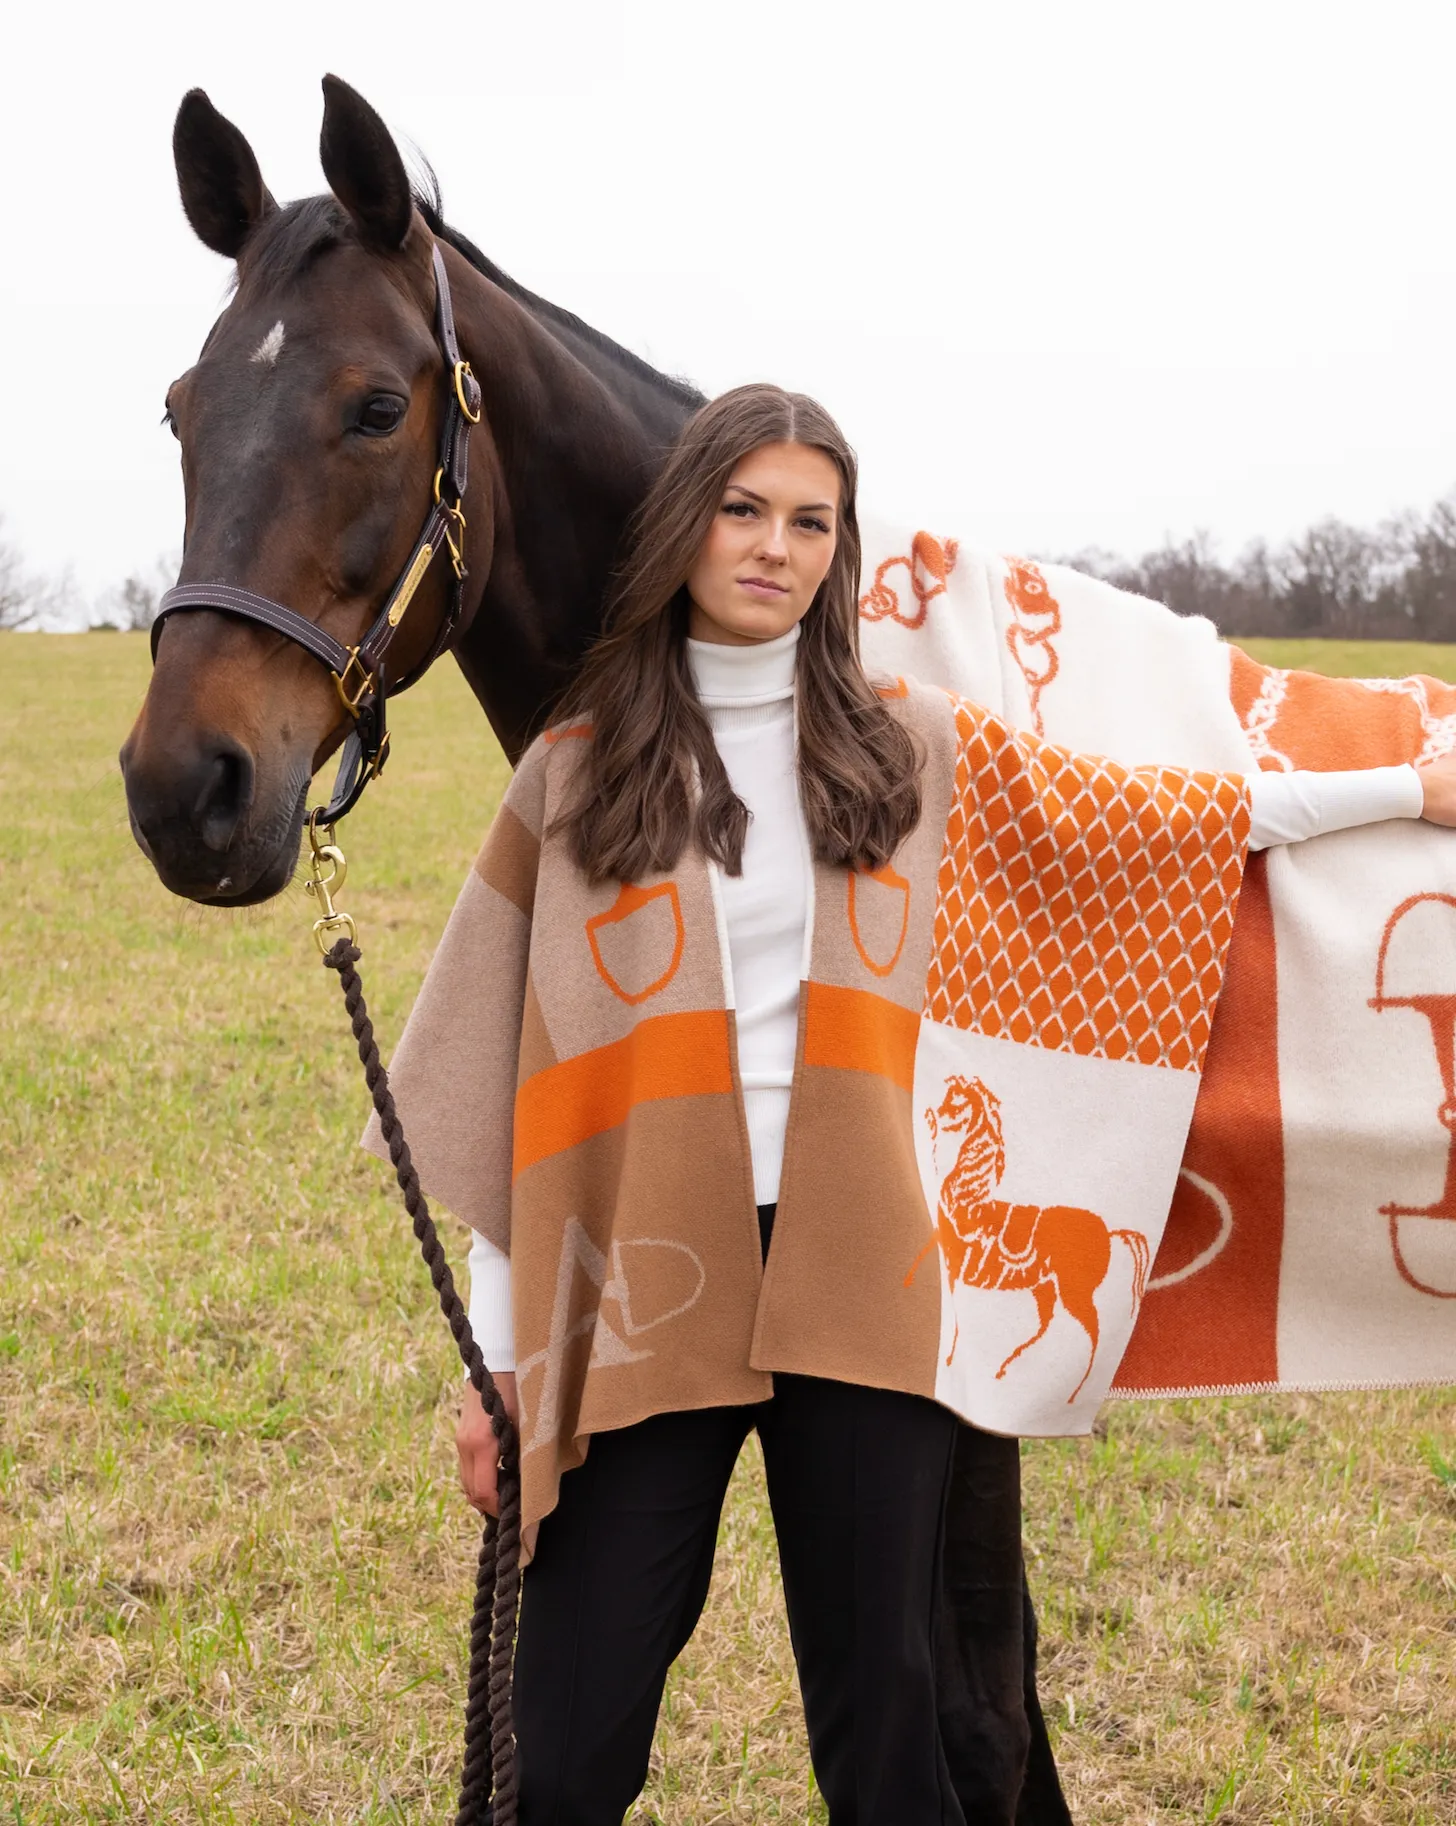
xmin=513 ymin=1009 xmax=733 ymax=1179
xmin=1114 ymin=854 xmax=1283 ymax=1391
xmin=803 ymin=981 xmax=918 ymax=1092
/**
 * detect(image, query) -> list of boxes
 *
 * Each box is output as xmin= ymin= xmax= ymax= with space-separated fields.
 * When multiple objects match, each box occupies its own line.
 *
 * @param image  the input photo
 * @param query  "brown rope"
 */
xmin=322 ymin=936 xmax=521 ymax=1824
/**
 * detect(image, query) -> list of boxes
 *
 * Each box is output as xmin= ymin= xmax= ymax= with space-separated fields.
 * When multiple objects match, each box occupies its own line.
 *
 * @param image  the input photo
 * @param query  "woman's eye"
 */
xmin=723 ymin=500 xmax=755 ymax=517
xmin=356 ymin=395 xmax=406 ymax=436
xmin=798 ymin=516 xmax=830 ymax=534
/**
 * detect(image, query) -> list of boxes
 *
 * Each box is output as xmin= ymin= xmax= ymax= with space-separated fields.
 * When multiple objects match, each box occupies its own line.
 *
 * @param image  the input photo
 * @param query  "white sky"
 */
xmin=7 ymin=0 xmax=1456 ymax=613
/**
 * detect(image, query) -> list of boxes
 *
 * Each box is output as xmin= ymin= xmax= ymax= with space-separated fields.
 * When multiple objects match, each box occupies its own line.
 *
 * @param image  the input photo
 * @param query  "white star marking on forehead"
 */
xmin=250 ymin=320 xmax=286 ymax=366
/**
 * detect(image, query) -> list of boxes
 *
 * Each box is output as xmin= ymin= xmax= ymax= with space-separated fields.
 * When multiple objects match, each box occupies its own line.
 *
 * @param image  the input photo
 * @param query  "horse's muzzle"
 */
xmin=120 ymin=727 xmax=298 ymax=904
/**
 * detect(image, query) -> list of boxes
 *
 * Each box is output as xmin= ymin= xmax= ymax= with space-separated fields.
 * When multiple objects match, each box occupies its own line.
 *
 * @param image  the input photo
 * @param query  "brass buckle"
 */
xmin=453 ymin=359 xmax=482 ymax=424
xmin=433 ymin=469 xmax=468 ymax=580
xmin=333 ymin=647 xmax=375 ymax=719
xmin=443 ymin=503 xmax=467 ymax=581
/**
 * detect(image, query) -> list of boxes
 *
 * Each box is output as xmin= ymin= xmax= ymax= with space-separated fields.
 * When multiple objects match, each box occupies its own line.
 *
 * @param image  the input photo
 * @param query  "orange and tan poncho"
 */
xmin=366 ymin=673 xmax=1250 ymax=1538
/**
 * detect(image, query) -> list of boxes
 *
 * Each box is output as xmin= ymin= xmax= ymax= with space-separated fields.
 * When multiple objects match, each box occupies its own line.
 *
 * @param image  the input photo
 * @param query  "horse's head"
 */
xmin=925 ymin=1074 xmax=1004 ymax=1185
xmin=120 ymin=77 xmax=487 ymax=905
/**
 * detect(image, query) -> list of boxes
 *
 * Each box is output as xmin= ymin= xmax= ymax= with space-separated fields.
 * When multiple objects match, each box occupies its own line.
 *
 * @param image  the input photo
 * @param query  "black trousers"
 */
xmin=513 ymin=1205 xmax=964 ymax=1825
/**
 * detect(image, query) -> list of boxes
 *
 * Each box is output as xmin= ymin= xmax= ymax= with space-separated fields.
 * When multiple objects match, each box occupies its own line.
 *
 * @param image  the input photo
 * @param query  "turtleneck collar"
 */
xmin=686 ymin=621 xmax=800 ymax=708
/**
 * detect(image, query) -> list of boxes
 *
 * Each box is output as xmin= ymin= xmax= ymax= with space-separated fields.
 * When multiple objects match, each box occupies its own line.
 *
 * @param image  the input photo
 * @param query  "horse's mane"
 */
xmin=237 ymin=171 xmax=704 ymax=414
xmin=411 ymin=167 xmax=704 ymax=412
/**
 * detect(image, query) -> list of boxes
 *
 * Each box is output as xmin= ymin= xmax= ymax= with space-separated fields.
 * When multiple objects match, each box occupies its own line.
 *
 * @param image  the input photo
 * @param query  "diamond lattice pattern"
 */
xmin=924 ymin=700 xmax=1250 ymax=1072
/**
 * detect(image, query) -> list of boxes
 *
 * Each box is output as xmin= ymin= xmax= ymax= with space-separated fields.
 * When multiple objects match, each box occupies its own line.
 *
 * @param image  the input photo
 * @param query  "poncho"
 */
xmin=365 ymin=674 xmax=1250 ymax=1538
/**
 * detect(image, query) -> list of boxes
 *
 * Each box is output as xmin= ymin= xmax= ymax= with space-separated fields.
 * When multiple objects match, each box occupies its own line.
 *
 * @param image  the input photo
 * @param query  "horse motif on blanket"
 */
xmin=906 ymin=1076 xmax=1150 ymax=1401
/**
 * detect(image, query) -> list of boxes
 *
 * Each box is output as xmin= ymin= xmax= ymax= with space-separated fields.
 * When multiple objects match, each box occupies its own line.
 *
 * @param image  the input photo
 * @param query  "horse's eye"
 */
xmin=161 ymin=407 xmax=180 ymax=440
xmin=356 ymin=394 xmax=406 ymax=437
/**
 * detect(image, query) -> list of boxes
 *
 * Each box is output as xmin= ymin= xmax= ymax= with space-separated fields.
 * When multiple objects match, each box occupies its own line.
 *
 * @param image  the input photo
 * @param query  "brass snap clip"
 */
xmin=304 ymin=812 xmax=358 ymax=953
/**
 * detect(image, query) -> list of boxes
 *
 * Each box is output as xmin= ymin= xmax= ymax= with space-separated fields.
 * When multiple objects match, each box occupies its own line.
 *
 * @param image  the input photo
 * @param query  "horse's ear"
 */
xmin=173 ymin=90 xmax=276 ymax=259
xmin=319 ymin=75 xmax=412 ymax=251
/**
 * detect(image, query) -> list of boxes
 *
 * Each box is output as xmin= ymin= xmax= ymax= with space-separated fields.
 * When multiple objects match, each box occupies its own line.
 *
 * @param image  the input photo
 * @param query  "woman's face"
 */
xmin=685 ymin=440 xmax=841 ymax=645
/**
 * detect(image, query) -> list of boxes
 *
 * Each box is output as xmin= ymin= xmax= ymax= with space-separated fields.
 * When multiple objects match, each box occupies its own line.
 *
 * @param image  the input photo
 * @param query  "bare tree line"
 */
xmin=6 ymin=490 xmax=1456 ymax=642
xmin=0 ymin=520 xmax=82 ymax=631
xmin=1053 ymin=489 xmax=1456 ymax=641
xmin=0 ymin=517 xmax=173 ymax=632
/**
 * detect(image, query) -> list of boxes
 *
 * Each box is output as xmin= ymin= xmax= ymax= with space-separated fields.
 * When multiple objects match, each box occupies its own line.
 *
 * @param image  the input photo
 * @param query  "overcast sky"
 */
xmin=7 ymin=0 xmax=1456 ymax=617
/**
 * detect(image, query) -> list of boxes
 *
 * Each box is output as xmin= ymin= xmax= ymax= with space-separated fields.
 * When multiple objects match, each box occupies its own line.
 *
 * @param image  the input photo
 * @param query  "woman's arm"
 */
xmin=457 ymin=1230 xmax=517 ymax=1517
xmin=466 ymin=1228 xmax=514 ymax=1369
xmin=1247 ymin=763 xmax=1424 ymax=850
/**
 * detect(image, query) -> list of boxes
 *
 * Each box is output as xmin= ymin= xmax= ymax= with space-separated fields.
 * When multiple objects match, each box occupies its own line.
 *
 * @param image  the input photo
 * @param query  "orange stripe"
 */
xmin=513 ymin=1009 xmax=733 ymax=1178
xmin=802 ymin=981 xmax=917 ymax=1092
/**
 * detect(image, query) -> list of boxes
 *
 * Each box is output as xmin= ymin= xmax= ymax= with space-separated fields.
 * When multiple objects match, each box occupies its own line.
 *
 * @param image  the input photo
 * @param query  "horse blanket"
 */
xmin=857 ymin=520 xmax=1456 ymax=1409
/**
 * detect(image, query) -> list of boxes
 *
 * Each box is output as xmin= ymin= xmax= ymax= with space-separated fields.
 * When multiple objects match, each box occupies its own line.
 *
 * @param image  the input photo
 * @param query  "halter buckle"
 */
xmin=453 ymin=359 xmax=482 ymax=424
xmin=333 ymin=647 xmax=375 ymax=718
xmin=433 ymin=470 xmax=469 ymax=581
xmin=444 ymin=503 xmax=468 ymax=582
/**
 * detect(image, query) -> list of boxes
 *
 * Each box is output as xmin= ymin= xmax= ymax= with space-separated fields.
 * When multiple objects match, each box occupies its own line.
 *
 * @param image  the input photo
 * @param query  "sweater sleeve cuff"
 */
xmin=1246 ymin=764 xmax=1424 ymax=852
xmin=465 ymin=1228 xmax=515 ymax=1373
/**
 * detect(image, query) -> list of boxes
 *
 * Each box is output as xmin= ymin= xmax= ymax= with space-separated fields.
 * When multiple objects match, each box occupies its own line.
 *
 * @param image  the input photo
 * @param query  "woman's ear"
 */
xmin=319 ymin=73 xmax=413 ymax=251
xmin=173 ymin=89 xmax=277 ymax=259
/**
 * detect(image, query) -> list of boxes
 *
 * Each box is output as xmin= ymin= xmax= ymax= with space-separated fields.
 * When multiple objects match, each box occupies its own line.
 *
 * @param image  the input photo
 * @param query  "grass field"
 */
xmin=2 ymin=632 xmax=1454 ymax=1824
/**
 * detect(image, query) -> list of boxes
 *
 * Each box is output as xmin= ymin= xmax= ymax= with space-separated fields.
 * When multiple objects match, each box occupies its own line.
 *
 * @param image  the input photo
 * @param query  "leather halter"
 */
xmin=149 ymin=243 xmax=483 ymax=827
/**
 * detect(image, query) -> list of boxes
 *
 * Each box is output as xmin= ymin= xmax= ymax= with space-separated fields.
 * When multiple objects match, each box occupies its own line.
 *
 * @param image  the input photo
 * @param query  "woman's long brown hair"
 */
xmin=555 ymin=383 xmax=923 ymax=883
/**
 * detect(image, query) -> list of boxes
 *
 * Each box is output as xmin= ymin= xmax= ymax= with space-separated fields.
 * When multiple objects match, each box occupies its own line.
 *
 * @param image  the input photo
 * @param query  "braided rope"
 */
xmin=322 ymin=938 xmax=520 ymax=1824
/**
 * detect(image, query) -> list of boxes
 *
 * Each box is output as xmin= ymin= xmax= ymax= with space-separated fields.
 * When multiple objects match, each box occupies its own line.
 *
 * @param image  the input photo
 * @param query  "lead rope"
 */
xmin=307 ymin=826 xmax=520 ymax=1824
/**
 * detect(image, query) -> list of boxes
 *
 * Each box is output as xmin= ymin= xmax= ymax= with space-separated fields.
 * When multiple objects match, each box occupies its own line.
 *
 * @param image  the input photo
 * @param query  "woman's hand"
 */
xmin=456 ymin=1371 xmax=519 ymax=1517
xmin=1417 ymin=755 xmax=1456 ymax=828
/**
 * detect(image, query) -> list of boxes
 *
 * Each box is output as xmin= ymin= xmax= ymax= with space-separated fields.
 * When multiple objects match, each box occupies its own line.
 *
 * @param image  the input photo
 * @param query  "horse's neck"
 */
xmin=945 ymin=1124 xmax=999 ymax=1210
xmin=447 ymin=255 xmax=696 ymax=761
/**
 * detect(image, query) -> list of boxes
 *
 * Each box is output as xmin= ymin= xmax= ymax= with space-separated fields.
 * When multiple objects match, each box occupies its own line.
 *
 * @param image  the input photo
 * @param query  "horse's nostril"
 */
xmin=194 ymin=742 xmax=255 ymax=853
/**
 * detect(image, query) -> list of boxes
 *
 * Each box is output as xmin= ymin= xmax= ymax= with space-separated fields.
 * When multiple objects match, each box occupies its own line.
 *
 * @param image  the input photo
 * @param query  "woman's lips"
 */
xmin=738 ymin=577 xmax=788 ymax=597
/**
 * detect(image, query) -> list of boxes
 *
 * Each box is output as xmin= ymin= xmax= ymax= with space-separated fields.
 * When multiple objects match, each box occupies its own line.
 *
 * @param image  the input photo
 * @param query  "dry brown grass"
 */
xmin=2 ymin=633 xmax=1454 ymax=1823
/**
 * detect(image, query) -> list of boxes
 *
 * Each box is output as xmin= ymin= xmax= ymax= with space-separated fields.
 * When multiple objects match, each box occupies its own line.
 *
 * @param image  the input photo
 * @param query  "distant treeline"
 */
xmin=7 ymin=490 xmax=1456 ymax=641
xmin=0 ymin=514 xmax=172 ymax=633
xmin=1052 ymin=489 xmax=1456 ymax=642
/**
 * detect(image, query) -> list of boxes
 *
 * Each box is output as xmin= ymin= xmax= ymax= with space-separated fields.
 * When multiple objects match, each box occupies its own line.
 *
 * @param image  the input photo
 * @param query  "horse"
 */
xmin=910 ymin=1076 xmax=1151 ymax=1400
xmin=119 ymin=75 xmax=1072 ymax=1825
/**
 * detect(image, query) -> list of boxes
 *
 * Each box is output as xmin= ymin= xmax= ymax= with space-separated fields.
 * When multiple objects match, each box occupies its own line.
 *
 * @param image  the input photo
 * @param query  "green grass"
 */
xmin=1237 ymin=638 xmax=1456 ymax=682
xmin=2 ymin=633 xmax=1454 ymax=1823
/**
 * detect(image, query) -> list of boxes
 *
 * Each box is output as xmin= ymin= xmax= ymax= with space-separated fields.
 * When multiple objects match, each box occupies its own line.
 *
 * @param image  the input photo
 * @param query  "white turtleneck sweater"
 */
xmin=685 ymin=623 xmax=810 ymax=1209
xmin=464 ymin=640 xmax=1426 ymax=1371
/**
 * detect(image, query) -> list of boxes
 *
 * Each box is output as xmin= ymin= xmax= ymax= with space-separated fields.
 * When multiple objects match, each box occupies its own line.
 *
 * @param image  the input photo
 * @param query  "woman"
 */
xmin=371 ymin=383 xmax=1456 ymax=1823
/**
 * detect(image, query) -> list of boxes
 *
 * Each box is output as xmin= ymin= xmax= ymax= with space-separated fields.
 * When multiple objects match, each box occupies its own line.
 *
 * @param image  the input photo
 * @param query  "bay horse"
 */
xmin=119 ymin=76 xmax=1072 ymax=1824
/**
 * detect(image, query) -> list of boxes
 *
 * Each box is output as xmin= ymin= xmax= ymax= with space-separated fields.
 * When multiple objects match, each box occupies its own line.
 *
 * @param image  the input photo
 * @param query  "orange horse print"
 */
xmin=906 ymin=1075 xmax=1150 ymax=1401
